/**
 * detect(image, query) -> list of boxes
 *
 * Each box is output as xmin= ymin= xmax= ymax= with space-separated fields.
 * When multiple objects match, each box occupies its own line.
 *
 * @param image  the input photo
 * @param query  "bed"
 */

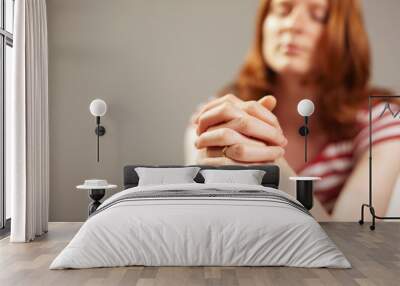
xmin=50 ymin=165 xmax=350 ymax=269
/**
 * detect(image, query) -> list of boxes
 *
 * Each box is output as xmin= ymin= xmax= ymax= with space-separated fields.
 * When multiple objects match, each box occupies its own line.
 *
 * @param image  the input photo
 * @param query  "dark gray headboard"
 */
xmin=123 ymin=165 xmax=280 ymax=189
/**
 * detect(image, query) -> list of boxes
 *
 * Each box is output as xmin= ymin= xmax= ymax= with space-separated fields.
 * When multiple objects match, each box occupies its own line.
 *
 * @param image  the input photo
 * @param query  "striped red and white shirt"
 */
xmin=297 ymin=101 xmax=400 ymax=213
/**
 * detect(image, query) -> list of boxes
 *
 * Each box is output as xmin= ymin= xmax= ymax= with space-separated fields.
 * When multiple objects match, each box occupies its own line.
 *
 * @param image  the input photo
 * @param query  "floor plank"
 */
xmin=0 ymin=222 xmax=399 ymax=286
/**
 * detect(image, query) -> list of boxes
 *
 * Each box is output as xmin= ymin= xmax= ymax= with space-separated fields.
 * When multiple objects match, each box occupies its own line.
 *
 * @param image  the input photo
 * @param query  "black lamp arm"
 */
xmin=305 ymin=116 xmax=308 ymax=162
xmin=94 ymin=116 xmax=106 ymax=162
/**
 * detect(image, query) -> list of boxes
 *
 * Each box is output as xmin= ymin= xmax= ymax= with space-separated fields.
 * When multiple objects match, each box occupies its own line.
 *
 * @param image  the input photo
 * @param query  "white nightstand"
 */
xmin=289 ymin=176 xmax=321 ymax=210
xmin=77 ymin=179 xmax=117 ymax=216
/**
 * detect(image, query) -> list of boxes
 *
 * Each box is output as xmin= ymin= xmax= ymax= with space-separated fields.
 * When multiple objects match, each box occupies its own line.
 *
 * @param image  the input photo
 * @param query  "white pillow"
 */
xmin=135 ymin=167 xmax=200 ymax=186
xmin=200 ymin=169 xmax=266 ymax=185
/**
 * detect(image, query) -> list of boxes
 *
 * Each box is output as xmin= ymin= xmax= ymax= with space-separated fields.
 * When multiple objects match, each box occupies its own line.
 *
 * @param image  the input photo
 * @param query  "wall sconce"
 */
xmin=297 ymin=99 xmax=315 ymax=162
xmin=89 ymin=99 xmax=107 ymax=162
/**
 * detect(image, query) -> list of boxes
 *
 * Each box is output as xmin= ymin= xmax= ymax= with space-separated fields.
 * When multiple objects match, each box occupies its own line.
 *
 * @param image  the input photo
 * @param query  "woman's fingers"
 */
xmin=203 ymin=144 xmax=285 ymax=163
xmin=196 ymin=101 xmax=246 ymax=135
xmin=224 ymin=143 xmax=284 ymax=163
xmin=195 ymin=128 xmax=265 ymax=149
xmin=196 ymin=99 xmax=287 ymax=147
xmin=199 ymin=144 xmax=285 ymax=164
xmin=195 ymin=94 xmax=283 ymax=135
xmin=258 ymin=95 xmax=277 ymax=111
xmin=207 ymin=115 xmax=287 ymax=146
xmin=193 ymin=94 xmax=243 ymax=123
xmin=190 ymin=101 xmax=211 ymax=124
xmin=241 ymin=97 xmax=282 ymax=133
xmin=189 ymin=108 xmax=203 ymax=124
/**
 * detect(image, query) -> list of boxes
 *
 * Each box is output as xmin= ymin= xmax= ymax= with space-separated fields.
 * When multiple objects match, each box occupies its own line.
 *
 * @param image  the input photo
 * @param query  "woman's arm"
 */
xmin=331 ymin=140 xmax=400 ymax=221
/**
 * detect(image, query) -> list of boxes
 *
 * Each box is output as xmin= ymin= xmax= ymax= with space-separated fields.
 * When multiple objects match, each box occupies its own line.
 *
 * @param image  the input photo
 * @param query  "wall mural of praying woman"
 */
xmin=184 ymin=0 xmax=400 ymax=222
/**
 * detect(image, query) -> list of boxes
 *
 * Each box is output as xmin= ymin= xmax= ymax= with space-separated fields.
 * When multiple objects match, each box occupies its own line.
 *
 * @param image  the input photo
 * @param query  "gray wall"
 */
xmin=47 ymin=0 xmax=400 ymax=221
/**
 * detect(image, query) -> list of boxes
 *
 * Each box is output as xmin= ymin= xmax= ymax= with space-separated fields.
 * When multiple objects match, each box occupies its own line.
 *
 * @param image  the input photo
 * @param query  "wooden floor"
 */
xmin=0 ymin=222 xmax=399 ymax=286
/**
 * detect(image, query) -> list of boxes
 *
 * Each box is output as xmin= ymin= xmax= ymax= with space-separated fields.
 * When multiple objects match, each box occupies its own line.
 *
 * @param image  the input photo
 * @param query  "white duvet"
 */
xmin=50 ymin=183 xmax=351 ymax=269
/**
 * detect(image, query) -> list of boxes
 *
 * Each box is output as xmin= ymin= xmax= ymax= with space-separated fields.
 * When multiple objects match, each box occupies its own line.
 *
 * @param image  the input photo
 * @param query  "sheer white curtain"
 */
xmin=7 ymin=0 xmax=49 ymax=242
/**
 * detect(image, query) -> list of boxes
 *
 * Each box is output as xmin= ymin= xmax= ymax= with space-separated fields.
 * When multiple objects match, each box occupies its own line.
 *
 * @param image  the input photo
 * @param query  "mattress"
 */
xmin=50 ymin=183 xmax=350 ymax=269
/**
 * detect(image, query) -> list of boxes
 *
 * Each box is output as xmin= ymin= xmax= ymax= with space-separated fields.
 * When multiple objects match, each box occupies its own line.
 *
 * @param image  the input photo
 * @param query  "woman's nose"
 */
xmin=282 ymin=6 xmax=308 ymax=34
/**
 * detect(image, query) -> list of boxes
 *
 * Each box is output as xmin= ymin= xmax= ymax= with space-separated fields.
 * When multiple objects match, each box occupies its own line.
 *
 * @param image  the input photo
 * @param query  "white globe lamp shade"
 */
xmin=89 ymin=99 xmax=107 ymax=117
xmin=297 ymin=99 xmax=315 ymax=117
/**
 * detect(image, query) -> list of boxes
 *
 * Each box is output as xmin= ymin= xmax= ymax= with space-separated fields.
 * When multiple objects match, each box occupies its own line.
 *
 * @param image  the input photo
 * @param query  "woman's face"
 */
xmin=263 ymin=0 xmax=328 ymax=76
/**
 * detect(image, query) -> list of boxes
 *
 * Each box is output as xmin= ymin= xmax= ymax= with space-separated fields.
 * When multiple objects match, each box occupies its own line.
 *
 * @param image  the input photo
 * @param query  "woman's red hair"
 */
xmin=222 ymin=0 xmax=397 ymax=140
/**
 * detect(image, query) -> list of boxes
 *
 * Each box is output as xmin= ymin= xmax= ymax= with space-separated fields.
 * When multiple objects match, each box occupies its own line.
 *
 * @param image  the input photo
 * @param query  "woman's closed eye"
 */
xmin=310 ymin=5 xmax=328 ymax=23
xmin=271 ymin=1 xmax=293 ymax=17
xmin=270 ymin=0 xmax=328 ymax=24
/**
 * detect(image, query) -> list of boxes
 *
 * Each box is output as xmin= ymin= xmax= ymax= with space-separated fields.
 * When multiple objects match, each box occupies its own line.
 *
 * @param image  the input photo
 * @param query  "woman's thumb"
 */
xmin=258 ymin=95 xmax=277 ymax=111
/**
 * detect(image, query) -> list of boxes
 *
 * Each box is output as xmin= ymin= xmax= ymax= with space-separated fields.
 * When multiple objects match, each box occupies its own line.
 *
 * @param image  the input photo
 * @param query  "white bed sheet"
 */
xmin=50 ymin=183 xmax=350 ymax=269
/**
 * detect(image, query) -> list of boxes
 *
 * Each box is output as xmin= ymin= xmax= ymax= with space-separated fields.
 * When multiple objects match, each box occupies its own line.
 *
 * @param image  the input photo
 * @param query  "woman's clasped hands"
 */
xmin=191 ymin=94 xmax=288 ymax=165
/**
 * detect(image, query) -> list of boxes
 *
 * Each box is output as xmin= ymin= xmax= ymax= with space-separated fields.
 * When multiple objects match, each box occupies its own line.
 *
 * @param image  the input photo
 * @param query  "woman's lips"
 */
xmin=281 ymin=44 xmax=303 ymax=55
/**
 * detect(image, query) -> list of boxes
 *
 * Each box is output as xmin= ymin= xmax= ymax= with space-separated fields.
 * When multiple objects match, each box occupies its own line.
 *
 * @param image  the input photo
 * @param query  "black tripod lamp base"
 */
xmin=88 ymin=189 xmax=105 ymax=215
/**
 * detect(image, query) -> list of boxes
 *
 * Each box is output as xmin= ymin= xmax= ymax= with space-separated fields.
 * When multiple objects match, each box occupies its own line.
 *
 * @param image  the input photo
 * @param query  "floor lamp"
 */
xmin=359 ymin=95 xmax=400 ymax=230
